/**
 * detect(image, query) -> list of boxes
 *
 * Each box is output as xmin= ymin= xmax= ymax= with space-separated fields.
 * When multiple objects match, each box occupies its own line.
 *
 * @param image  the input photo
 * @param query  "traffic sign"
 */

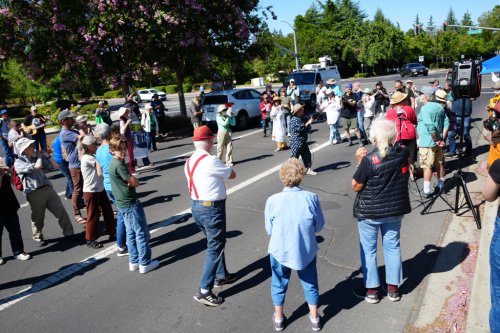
xmin=467 ymin=29 xmax=483 ymax=35
xmin=419 ymin=56 xmax=424 ymax=62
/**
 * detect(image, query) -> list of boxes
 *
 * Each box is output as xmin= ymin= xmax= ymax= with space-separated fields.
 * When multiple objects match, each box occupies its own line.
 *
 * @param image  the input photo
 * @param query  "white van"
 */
xmin=286 ymin=57 xmax=341 ymax=109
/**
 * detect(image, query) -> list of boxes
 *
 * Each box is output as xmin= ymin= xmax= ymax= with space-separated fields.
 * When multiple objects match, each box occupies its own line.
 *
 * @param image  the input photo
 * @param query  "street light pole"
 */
xmin=282 ymin=20 xmax=299 ymax=70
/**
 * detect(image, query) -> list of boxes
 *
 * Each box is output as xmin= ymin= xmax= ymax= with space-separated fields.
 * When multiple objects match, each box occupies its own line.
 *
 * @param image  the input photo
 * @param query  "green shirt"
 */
xmin=216 ymin=114 xmax=236 ymax=132
xmin=108 ymin=157 xmax=137 ymax=208
xmin=281 ymin=96 xmax=292 ymax=113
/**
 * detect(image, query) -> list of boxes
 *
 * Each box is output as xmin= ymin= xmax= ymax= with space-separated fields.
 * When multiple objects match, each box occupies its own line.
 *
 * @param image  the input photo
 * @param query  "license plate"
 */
xmin=207 ymin=107 xmax=214 ymax=113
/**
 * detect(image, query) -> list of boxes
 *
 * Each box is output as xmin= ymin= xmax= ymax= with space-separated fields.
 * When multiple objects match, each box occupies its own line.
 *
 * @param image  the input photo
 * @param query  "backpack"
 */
xmin=11 ymin=167 xmax=23 ymax=191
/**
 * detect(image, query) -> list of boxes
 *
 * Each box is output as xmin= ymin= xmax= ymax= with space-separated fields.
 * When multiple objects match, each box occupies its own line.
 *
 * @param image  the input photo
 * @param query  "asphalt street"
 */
xmin=0 ymin=72 xmax=495 ymax=333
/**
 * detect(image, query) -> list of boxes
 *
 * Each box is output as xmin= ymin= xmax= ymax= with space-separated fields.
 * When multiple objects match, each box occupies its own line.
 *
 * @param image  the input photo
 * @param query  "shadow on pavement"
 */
xmin=233 ymin=154 xmax=273 ymax=165
xmin=314 ymin=161 xmax=352 ymax=173
xmin=219 ymin=255 xmax=271 ymax=299
xmin=141 ymin=193 xmax=181 ymax=208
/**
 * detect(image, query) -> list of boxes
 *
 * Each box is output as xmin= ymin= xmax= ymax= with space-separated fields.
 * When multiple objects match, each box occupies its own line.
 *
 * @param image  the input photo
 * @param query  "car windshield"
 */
xmin=408 ymin=63 xmax=422 ymax=68
xmin=149 ymin=89 xmax=159 ymax=93
xmin=287 ymin=73 xmax=315 ymax=85
xmin=203 ymin=95 xmax=228 ymax=105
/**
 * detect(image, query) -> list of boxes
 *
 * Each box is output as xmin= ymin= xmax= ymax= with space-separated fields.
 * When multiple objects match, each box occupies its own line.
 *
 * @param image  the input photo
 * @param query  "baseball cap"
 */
xmin=58 ymin=109 xmax=74 ymax=121
xmin=345 ymin=83 xmax=353 ymax=89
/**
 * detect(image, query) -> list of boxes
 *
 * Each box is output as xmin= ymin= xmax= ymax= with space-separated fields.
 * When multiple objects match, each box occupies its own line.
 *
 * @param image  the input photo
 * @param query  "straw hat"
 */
xmin=362 ymin=87 xmax=372 ymax=95
xmin=292 ymin=104 xmax=305 ymax=115
xmin=434 ymin=89 xmax=447 ymax=102
xmin=390 ymin=91 xmax=408 ymax=105
xmin=273 ymin=96 xmax=281 ymax=102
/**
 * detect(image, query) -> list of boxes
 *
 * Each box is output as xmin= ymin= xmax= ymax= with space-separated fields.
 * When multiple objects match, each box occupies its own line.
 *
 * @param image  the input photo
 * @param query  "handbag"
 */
xmin=95 ymin=115 xmax=103 ymax=124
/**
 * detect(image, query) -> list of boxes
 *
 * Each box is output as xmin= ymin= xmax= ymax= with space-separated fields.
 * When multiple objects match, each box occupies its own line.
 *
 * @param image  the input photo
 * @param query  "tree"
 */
xmin=478 ymin=5 xmax=500 ymax=55
xmin=446 ymin=7 xmax=457 ymax=26
xmin=461 ymin=10 xmax=474 ymax=27
xmin=426 ymin=15 xmax=436 ymax=35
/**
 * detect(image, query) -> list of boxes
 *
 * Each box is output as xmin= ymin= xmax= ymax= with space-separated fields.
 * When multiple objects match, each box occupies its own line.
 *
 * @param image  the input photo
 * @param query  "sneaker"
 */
xmin=214 ymin=273 xmax=239 ymax=287
xmin=139 ymin=260 xmax=160 ymax=274
xmin=86 ymin=240 xmax=103 ymax=249
xmin=331 ymin=140 xmax=337 ymax=145
xmin=129 ymin=262 xmax=139 ymax=272
xmin=193 ymin=289 xmax=224 ymax=306
xmin=345 ymin=141 xmax=353 ymax=147
xmin=353 ymin=286 xmax=380 ymax=304
xmin=423 ymin=191 xmax=434 ymax=199
xmin=15 ymin=252 xmax=32 ymax=261
xmin=310 ymin=315 xmax=322 ymax=332
xmin=358 ymin=141 xmax=365 ymax=147
xmin=272 ymin=314 xmax=285 ymax=332
xmin=34 ymin=239 xmax=47 ymax=247
xmin=382 ymin=284 xmax=401 ymax=302
xmin=306 ymin=168 xmax=318 ymax=175
xmin=0 ymin=258 xmax=4 ymax=265
xmin=117 ymin=247 xmax=129 ymax=257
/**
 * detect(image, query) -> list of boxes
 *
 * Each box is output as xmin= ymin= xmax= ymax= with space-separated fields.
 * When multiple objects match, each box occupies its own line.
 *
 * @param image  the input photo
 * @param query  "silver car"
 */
xmin=201 ymin=88 xmax=262 ymax=130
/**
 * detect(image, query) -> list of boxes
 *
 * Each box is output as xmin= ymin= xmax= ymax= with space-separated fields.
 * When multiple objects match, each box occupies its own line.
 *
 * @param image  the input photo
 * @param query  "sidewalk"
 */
xmin=406 ymin=130 xmax=493 ymax=332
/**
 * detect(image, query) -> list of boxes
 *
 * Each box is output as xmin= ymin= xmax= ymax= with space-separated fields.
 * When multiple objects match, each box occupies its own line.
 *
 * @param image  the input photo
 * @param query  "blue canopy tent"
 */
xmin=480 ymin=54 xmax=500 ymax=74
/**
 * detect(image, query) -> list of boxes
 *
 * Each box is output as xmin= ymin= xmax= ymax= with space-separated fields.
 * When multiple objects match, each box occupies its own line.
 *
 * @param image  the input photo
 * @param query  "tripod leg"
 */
xmin=457 ymin=177 xmax=482 ymax=229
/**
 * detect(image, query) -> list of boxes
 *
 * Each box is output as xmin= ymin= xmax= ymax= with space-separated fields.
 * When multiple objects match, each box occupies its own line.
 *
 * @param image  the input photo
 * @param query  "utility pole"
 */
xmin=282 ymin=20 xmax=299 ymax=70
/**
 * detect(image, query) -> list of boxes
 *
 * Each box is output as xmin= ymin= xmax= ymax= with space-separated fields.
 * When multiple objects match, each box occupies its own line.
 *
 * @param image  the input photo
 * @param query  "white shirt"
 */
xmin=363 ymin=95 xmax=376 ymax=117
xmin=184 ymin=148 xmax=232 ymax=201
xmin=81 ymin=154 xmax=104 ymax=193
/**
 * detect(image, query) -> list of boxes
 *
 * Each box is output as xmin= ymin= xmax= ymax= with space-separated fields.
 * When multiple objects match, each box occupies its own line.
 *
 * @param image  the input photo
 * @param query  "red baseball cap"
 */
xmin=192 ymin=125 xmax=214 ymax=141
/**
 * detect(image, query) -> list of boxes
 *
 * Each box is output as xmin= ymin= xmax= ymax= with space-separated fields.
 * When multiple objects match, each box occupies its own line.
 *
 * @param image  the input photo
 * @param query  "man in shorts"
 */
xmin=340 ymin=83 xmax=362 ymax=147
xmin=416 ymin=92 xmax=449 ymax=198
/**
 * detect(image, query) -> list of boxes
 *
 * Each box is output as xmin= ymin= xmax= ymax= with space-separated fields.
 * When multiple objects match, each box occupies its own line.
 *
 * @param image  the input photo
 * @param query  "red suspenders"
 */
xmin=186 ymin=154 xmax=208 ymax=199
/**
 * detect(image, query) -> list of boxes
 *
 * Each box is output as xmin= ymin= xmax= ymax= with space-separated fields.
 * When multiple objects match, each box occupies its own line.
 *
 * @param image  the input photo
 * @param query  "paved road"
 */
xmin=0 ymin=72 xmax=493 ymax=332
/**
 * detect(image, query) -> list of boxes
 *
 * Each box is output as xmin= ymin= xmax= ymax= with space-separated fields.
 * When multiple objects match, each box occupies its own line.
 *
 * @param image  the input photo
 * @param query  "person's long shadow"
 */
xmin=233 ymin=154 xmax=273 ymax=165
xmin=141 ymin=194 xmax=180 ymax=208
xmin=319 ymin=241 xmax=468 ymax=326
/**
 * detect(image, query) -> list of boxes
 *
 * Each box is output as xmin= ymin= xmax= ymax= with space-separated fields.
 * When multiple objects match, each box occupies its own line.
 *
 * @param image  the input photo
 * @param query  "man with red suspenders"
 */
xmin=185 ymin=125 xmax=238 ymax=306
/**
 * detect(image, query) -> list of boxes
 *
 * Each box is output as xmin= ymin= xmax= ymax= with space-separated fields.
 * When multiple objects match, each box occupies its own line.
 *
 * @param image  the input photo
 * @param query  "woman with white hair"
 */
xmin=76 ymin=115 xmax=94 ymax=136
xmin=351 ymin=118 xmax=411 ymax=304
xmin=141 ymin=103 xmax=159 ymax=152
xmin=79 ymin=135 xmax=116 ymax=249
xmin=95 ymin=100 xmax=112 ymax=126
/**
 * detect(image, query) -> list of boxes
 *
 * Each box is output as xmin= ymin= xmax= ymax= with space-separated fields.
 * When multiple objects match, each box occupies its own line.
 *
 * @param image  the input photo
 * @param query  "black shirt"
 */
xmin=340 ymin=94 xmax=357 ymax=119
xmin=0 ymin=174 xmax=20 ymax=212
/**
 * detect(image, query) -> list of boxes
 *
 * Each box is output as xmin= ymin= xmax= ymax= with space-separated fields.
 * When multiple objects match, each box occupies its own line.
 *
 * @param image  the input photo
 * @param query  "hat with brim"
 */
xmin=362 ymin=87 xmax=372 ymax=95
xmin=16 ymin=137 xmax=35 ymax=155
xmin=493 ymin=81 xmax=500 ymax=89
xmin=58 ymin=109 xmax=75 ymax=122
xmin=292 ymin=103 xmax=305 ymax=115
xmin=192 ymin=125 xmax=214 ymax=141
xmin=273 ymin=96 xmax=281 ymax=102
xmin=390 ymin=91 xmax=408 ymax=105
xmin=117 ymin=107 xmax=130 ymax=118
xmin=81 ymin=135 xmax=97 ymax=145
xmin=429 ymin=79 xmax=438 ymax=84
xmin=419 ymin=85 xmax=434 ymax=95
xmin=405 ymin=79 xmax=413 ymax=84
xmin=289 ymin=79 xmax=296 ymax=83
xmin=217 ymin=104 xmax=229 ymax=113
xmin=434 ymin=89 xmax=447 ymax=102
xmin=326 ymin=78 xmax=336 ymax=85
xmin=76 ymin=115 xmax=87 ymax=123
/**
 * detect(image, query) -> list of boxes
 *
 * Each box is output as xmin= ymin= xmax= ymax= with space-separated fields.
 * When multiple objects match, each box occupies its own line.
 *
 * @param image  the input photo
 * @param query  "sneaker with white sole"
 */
xmin=193 ymin=290 xmax=224 ymax=306
xmin=117 ymin=247 xmax=129 ymax=257
xmin=139 ymin=260 xmax=160 ymax=274
xmin=0 ymin=258 xmax=4 ymax=265
xmin=214 ymin=273 xmax=239 ymax=287
xmin=310 ymin=315 xmax=322 ymax=332
xmin=353 ymin=286 xmax=380 ymax=304
xmin=15 ymin=253 xmax=32 ymax=261
xmin=129 ymin=262 xmax=139 ymax=272
xmin=306 ymin=168 xmax=318 ymax=175
xmin=272 ymin=314 xmax=285 ymax=332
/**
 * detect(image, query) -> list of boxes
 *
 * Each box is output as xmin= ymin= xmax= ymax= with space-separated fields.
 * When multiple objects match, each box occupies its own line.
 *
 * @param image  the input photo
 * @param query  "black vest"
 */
xmin=353 ymin=145 xmax=411 ymax=219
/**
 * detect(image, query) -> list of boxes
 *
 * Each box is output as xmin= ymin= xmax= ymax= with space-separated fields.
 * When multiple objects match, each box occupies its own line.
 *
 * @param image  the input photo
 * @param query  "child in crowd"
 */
xmin=108 ymin=136 xmax=159 ymax=274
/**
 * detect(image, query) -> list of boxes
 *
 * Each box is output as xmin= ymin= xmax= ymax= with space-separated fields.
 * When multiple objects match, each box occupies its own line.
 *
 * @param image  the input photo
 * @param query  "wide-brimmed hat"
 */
xmin=429 ymin=79 xmax=439 ymax=84
xmin=58 ymin=109 xmax=74 ymax=122
xmin=493 ymin=81 xmax=500 ymax=89
xmin=273 ymin=96 xmax=281 ymax=102
xmin=192 ymin=125 xmax=214 ymax=141
xmin=217 ymin=104 xmax=229 ymax=113
xmin=16 ymin=137 xmax=35 ymax=155
xmin=405 ymin=79 xmax=413 ymax=84
xmin=289 ymin=79 xmax=296 ymax=83
xmin=390 ymin=91 xmax=408 ymax=105
xmin=326 ymin=78 xmax=337 ymax=85
xmin=117 ymin=107 xmax=130 ymax=118
xmin=76 ymin=115 xmax=87 ymax=123
xmin=362 ymin=87 xmax=372 ymax=95
xmin=292 ymin=103 xmax=305 ymax=115
xmin=434 ymin=89 xmax=447 ymax=102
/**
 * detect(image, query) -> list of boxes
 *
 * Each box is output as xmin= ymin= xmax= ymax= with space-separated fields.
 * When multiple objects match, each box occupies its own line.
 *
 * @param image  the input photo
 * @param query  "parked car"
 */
xmin=201 ymin=88 xmax=262 ymax=130
xmin=137 ymin=89 xmax=167 ymax=102
xmin=399 ymin=63 xmax=429 ymax=77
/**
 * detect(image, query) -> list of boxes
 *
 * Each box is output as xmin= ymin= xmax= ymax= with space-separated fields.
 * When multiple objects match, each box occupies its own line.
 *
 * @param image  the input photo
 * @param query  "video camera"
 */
xmin=451 ymin=59 xmax=482 ymax=99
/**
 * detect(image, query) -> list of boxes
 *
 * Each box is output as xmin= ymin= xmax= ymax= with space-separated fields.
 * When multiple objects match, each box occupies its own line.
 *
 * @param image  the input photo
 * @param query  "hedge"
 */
xmin=103 ymin=90 xmax=122 ymax=99
xmin=191 ymin=82 xmax=211 ymax=93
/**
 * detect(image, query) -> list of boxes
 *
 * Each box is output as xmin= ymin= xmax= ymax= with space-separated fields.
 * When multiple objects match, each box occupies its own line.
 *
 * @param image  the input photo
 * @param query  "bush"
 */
xmin=354 ymin=73 xmax=368 ymax=78
xmin=103 ymin=90 xmax=122 ymax=99
xmin=151 ymin=86 xmax=167 ymax=92
xmin=192 ymin=82 xmax=210 ymax=92
xmin=182 ymin=83 xmax=191 ymax=92
xmin=165 ymin=84 xmax=177 ymax=94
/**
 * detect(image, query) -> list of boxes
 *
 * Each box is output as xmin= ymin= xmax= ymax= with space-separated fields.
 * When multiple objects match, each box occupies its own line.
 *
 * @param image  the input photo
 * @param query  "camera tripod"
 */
xmin=420 ymin=98 xmax=481 ymax=229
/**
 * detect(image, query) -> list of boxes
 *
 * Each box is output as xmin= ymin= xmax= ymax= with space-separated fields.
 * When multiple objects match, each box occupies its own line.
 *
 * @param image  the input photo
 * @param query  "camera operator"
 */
xmin=372 ymin=81 xmax=389 ymax=115
xmin=340 ymin=84 xmax=362 ymax=147
xmin=386 ymin=92 xmax=417 ymax=178
xmin=286 ymin=79 xmax=300 ymax=106
xmin=447 ymin=97 xmax=473 ymax=158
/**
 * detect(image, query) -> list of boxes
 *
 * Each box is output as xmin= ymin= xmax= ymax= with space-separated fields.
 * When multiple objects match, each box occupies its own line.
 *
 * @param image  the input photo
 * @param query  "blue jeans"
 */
xmin=118 ymin=201 xmax=151 ymax=266
xmin=270 ymin=254 xmax=319 ymax=306
xmin=329 ymin=122 xmax=342 ymax=143
xmin=33 ymin=133 xmax=47 ymax=152
xmin=146 ymin=130 xmax=157 ymax=151
xmin=191 ymin=199 xmax=228 ymax=290
xmin=448 ymin=116 xmax=472 ymax=156
xmin=57 ymin=161 xmax=74 ymax=199
xmin=491 ymin=216 xmax=500 ymax=333
xmin=357 ymin=111 xmax=366 ymax=139
xmin=0 ymin=137 xmax=14 ymax=167
xmin=106 ymin=190 xmax=126 ymax=249
xmin=357 ymin=216 xmax=403 ymax=288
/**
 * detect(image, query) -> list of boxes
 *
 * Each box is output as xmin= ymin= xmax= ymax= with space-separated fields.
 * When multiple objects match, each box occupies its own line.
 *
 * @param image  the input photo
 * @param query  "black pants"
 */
xmin=0 ymin=211 xmax=25 ymax=257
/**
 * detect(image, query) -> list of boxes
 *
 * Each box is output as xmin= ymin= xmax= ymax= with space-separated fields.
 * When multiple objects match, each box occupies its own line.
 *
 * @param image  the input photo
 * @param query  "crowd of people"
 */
xmin=0 ymin=77 xmax=500 ymax=332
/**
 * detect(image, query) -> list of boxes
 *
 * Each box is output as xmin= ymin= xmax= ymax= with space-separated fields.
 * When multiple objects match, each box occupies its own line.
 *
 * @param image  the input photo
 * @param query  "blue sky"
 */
xmin=259 ymin=0 xmax=494 ymax=34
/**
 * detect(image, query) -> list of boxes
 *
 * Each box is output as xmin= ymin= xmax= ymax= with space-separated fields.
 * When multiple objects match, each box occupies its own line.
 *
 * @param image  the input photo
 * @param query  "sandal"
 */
xmin=86 ymin=240 xmax=103 ymax=249
xmin=75 ymin=216 xmax=86 ymax=224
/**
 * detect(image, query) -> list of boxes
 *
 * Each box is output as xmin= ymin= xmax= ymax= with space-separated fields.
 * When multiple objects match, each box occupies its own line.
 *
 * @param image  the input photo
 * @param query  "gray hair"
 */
xmin=94 ymin=123 xmax=111 ymax=140
xmin=369 ymin=118 xmax=396 ymax=159
xmin=193 ymin=139 xmax=212 ymax=151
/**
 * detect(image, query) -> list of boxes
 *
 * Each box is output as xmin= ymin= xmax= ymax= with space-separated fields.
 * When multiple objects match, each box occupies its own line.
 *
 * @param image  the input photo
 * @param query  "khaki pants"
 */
xmin=26 ymin=186 xmax=74 ymax=240
xmin=217 ymin=130 xmax=233 ymax=165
